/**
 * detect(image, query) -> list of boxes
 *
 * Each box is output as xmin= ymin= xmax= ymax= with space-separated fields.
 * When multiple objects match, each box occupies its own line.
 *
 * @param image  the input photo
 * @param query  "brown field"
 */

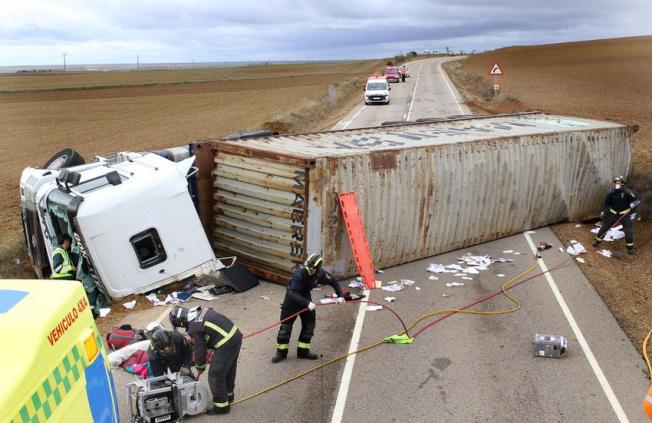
xmin=445 ymin=36 xmax=651 ymax=348
xmin=0 ymin=59 xmax=387 ymax=278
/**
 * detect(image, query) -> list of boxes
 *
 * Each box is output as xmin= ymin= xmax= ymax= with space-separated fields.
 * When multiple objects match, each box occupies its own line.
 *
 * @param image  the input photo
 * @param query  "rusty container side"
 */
xmin=314 ymin=126 xmax=633 ymax=277
xmin=212 ymin=151 xmax=311 ymax=283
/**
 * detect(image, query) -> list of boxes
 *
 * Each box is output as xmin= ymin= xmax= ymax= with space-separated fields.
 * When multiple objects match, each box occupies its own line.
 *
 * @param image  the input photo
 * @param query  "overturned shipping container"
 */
xmin=193 ymin=113 xmax=634 ymax=283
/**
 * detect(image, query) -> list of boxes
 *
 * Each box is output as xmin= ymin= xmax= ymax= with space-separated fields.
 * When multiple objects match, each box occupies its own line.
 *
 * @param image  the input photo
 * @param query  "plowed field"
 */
xmin=446 ymin=36 xmax=651 ymax=348
xmin=0 ymin=60 xmax=385 ymax=277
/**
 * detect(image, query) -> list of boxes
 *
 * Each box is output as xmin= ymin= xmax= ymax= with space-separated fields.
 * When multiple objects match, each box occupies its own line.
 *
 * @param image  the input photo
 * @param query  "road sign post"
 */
xmin=488 ymin=62 xmax=504 ymax=97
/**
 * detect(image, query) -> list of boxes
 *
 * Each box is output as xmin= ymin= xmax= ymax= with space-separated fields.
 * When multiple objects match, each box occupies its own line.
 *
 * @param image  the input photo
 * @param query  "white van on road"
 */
xmin=364 ymin=76 xmax=391 ymax=105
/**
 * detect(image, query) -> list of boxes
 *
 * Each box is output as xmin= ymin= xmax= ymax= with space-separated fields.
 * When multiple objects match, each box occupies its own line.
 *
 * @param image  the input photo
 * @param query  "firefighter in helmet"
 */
xmin=271 ymin=253 xmax=345 ymax=363
xmin=170 ymin=305 xmax=242 ymax=415
xmin=594 ymin=176 xmax=640 ymax=254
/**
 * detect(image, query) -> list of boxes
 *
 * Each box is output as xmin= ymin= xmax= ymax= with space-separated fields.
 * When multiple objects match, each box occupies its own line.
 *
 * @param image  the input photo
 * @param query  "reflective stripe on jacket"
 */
xmin=51 ymin=247 xmax=74 ymax=279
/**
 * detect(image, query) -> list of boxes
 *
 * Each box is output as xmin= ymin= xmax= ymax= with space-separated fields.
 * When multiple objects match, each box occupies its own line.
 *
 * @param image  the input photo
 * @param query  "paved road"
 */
xmin=109 ymin=57 xmax=650 ymax=422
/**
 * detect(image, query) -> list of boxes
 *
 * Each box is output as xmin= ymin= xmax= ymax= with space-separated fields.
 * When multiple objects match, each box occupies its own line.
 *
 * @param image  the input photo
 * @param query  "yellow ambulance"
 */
xmin=0 ymin=279 xmax=119 ymax=422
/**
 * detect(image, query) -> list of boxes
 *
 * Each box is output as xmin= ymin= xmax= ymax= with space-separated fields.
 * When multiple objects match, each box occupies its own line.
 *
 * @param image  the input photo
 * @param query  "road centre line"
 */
xmin=523 ymin=232 xmax=629 ymax=423
xmin=339 ymin=105 xmax=367 ymax=130
xmin=406 ymin=64 xmax=423 ymax=121
xmin=438 ymin=60 xmax=466 ymax=115
xmin=330 ymin=289 xmax=370 ymax=423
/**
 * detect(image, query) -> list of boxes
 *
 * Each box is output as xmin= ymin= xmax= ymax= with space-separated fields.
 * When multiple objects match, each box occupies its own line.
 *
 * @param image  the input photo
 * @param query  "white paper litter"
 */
xmin=348 ymin=281 xmax=365 ymax=289
xmin=598 ymin=249 xmax=612 ymax=258
xmin=442 ymin=294 xmax=451 ymax=298
xmin=497 ymin=273 xmax=506 ymax=278
xmin=575 ymin=224 xmax=582 ymax=228
xmin=192 ymin=291 xmax=220 ymax=301
xmin=401 ymin=279 xmax=415 ymax=286
xmin=513 ymin=252 xmax=522 ymax=255
xmin=525 ymin=230 xmax=536 ymax=234
xmin=446 ymin=282 xmax=465 ymax=287
xmin=427 ymin=263 xmax=446 ymax=273
xmin=446 ymin=264 xmax=464 ymax=271
xmin=463 ymin=267 xmax=479 ymax=274
xmin=384 ymin=297 xmax=396 ymax=302
xmin=381 ymin=283 xmax=405 ymax=292
xmin=559 ymin=247 xmax=564 ymax=252
xmin=502 ymin=250 xmax=513 ymax=254
xmin=319 ymin=298 xmax=338 ymax=304
xmin=366 ymin=305 xmax=383 ymax=311
xmin=99 ymin=308 xmax=111 ymax=317
xmin=566 ymin=242 xmax=586 ymax=256
xmin=454 ymin=273 xmax=465 ymax=277
xmin=415 ymin=287 xmax=421 ymax=291
xmin=458 ymin=253 xmax=493 ymax=268
xmin=260 ymin=295 xmax=271 ymax=300
xmin=146 ymin=293 xmax=166 ymax=306
xmin=590 ymin=226 xmax=625 ymax=241
xmin=428 ymin=275 xmax=439 ymax=281
xmin=122 ymin=300 xmax=136 ymax=310
xmin=461 ymin=277 xmax=473 ymax=280
xmin=576 ymin=257 xmax=585 ymax=263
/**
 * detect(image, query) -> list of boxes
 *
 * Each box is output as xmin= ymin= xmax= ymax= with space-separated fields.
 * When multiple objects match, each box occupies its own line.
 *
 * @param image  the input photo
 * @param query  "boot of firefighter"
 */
xmin=297 ymin=342 xmax=318 ymax=360
xmin=271 ymin=346 xmax=288 ymax=363
xmin=206 ymin=402 xmax=230 ymax=415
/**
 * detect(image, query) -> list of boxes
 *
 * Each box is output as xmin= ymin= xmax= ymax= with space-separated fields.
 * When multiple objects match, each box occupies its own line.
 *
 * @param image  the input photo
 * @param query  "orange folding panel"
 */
xmin=338 ymin=192 xmax=377 ymax=289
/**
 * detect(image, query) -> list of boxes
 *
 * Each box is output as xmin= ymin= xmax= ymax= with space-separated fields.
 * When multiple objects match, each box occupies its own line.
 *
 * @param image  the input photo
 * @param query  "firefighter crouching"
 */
xmin=272 ymin=253 xmax=345 ymax=363
xmin=170 ymin=305 xmax=242 ymax=415
xmin=147 ymin=326 xmax=194 ymax=378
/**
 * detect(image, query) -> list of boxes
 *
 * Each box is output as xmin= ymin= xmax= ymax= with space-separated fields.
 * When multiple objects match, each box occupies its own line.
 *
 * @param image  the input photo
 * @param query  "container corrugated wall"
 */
xmin=213 ymin=152 xmax=310 ymax=280
xmin=312 ymin=127 xmax=632 ymax=276
xmin=203 ymin=114 xmax=633 ymax=283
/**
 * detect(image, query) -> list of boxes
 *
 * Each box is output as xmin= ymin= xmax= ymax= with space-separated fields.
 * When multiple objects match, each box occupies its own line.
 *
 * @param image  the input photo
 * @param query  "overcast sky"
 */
xmin=1 ymin=0 xmax=650 ymax=66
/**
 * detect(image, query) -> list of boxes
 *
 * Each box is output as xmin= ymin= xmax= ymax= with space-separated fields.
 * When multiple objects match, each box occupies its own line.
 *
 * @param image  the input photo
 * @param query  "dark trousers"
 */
xmin=596 ymin=213 xmax=634 ymax=247
xmin=208 ymin=336 xmax=241 ymax=406
xmin=276 ymin=292 xmax=316 ymax=348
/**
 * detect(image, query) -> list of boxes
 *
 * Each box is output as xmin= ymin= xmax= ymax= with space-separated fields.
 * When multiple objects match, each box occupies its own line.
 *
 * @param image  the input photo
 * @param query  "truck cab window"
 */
xmin=130 ymin=229 xmax=167 ymax=269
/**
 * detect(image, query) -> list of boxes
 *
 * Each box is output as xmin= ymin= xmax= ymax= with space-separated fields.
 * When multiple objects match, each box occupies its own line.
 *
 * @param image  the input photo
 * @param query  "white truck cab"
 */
xmin=20 ymin=150 xmax=225 ymax=300
xmin=364 ymin=76 xmax=391 ymax=105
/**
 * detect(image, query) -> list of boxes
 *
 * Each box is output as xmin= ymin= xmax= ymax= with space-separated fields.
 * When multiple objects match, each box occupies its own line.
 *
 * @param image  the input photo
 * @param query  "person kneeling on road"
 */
xmin=170 ymin=305 xmax=242 ymax=416
xmin=147 ymin=325 xmax=194 ymax=378
xmin=272 ymin=253 xmax=345 ymax=364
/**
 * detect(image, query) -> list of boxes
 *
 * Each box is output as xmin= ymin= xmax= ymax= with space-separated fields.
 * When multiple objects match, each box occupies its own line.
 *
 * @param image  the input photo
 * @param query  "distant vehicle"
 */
xmin=384 ymin=66 xmax=401 ymax=83
xmin=364 ymin=76 xmax=391 ymax=105
xmin=0 ymin=279 xmax=119 ymax=422
xmin=20 ymin=147 xmax=226 ymax=300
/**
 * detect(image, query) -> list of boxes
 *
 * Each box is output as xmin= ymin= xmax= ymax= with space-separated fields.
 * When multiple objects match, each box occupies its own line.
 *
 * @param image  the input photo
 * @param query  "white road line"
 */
xmin=330 ymin=289 xmax=370 ymax=423
xmin=523 ymin=232 xmax=629 ymax=423
xmin=438 ymin=60 xmax=466 ymax=115
xmin=406 ymin=64 xmax=423 ymax=121
xmin=339 ymin=105 xmax=367 ymax=130
xmin=155 ymin=307 xmax=171 ymax=325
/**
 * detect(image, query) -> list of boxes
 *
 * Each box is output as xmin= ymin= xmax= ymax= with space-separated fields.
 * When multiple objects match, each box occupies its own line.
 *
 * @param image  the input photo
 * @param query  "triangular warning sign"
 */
xmin=488 ymin=63 xmax=503 ymax=76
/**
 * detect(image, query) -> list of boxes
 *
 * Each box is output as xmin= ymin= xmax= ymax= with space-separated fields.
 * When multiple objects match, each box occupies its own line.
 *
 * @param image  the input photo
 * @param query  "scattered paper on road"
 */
xmin=463 ymin=267 xmax=479 ymax=274
xmin=428 ymin=275 xmax=439 ymax=281
xmin=260 ymin=295 xmax=271 ymax=300
xmin=99 ymin=308 xmax=111 ymax=318
xmin=461 ymin=277 xmax=473 ymax=280
xmin=442 ymin=294 xmax=451 ymax=298
xmin=598 ymin=249 xmax=612 ymax=258
xmin=497 ymin=273 xmax=506 ymax=278
xmin=401 ymin=279 xmax=415 ymax=286
xmin=525 ymin=230 xmax=536 ymax=234
xmin=192 ymin=291 xmax=219 ymax=301
xmin=146 ymin=293 xmax=166 ymax=306
xmin=348 ymin=280 xmax=365 ymax=289
xmin=122 ymin=300 xmax=136 ymax=310
xmin=576 ymin=257 xmax=585 ymax=263
xmin=381 ymin=282 xmax=405 ymax=292
xmin=575 ymin=224 xmax=582 ymax=228
xmin=415 ymin=287 xmax=421 ymax=291
xmin=366 ymin=305 xmax=383 ymax=311
xmin=384 ymin=297 xmax=396 ymax=302
xmin=446 ymin=282 xmax=465 ymax=287
xmin=566 ymin=242 xmax=586 ymax=256
xmin=502 ymin=250 xmax=513 ymax=254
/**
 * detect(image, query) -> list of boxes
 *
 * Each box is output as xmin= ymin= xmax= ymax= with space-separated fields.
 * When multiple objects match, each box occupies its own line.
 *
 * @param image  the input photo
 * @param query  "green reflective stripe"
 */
xmin=205 ymin=321 xmax=238 ymax=348
xmin=11 ymin=345 xmax=84 ymax=423
xmin=297 ymin=342 xmax=311 ymax=349
xmin=214 ymin=401 xmax=230 ymax=408
xmin=276 ymin=343 xmax=289 ymax=350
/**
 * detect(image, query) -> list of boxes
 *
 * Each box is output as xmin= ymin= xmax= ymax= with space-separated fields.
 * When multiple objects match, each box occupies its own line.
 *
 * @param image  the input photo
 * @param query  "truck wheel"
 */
xmin=42 ymin=148 xmax=85 ymax=170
